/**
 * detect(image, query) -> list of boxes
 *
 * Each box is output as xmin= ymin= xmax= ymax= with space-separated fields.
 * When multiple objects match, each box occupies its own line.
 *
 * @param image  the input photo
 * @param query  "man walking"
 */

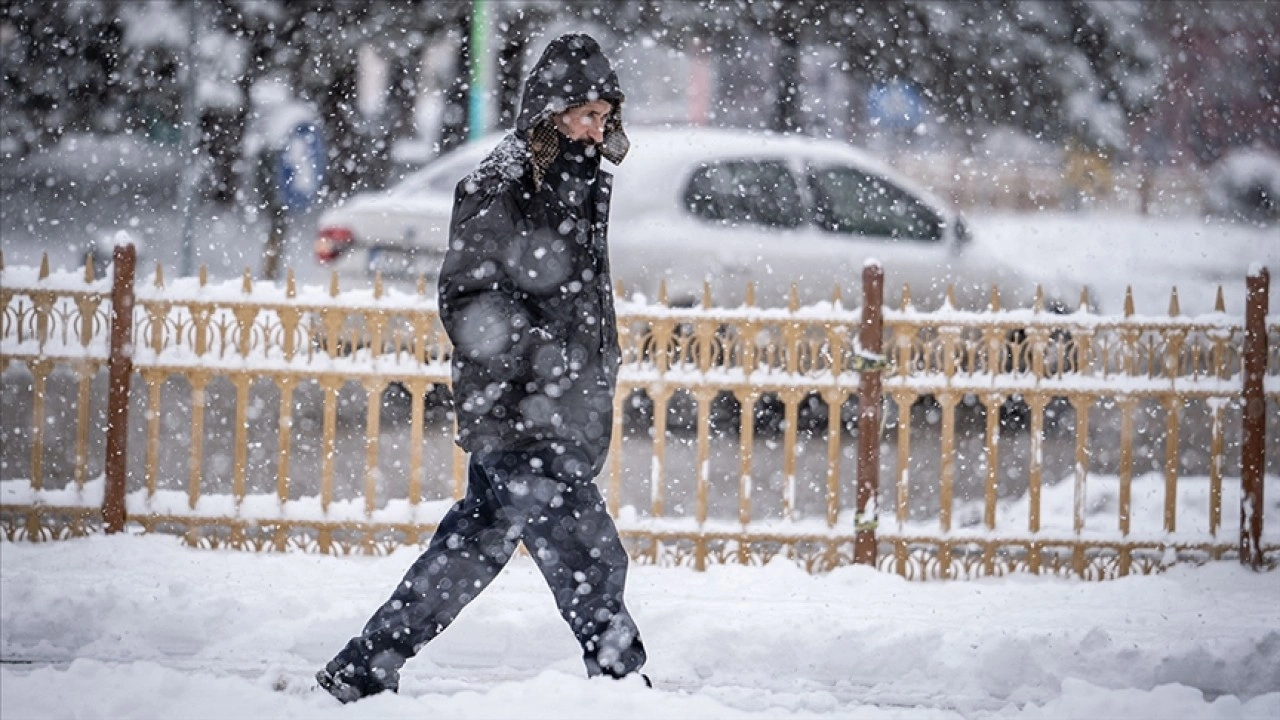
xmin=316 ymin=33 xmax=646 ymax=703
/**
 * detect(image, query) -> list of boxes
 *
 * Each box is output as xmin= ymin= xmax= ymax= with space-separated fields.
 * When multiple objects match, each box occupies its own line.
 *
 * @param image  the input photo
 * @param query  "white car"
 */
xmin=315 ymin=127 xmax=1042 ymax=310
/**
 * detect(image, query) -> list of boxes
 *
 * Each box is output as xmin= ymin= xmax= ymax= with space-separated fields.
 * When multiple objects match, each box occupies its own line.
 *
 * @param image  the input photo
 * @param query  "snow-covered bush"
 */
xmin=1204 ymin=147 xmax=1280 ymax=224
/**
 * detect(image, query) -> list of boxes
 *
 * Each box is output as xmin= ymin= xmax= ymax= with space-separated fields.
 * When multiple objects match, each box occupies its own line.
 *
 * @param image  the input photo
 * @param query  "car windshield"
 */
xmin=683 ymin=160 xmax=804 ymax=229
xmin=392 ymin=150 xmax=485 ymax=196
xmin=808 ymin=166 xmax=943 ymax=241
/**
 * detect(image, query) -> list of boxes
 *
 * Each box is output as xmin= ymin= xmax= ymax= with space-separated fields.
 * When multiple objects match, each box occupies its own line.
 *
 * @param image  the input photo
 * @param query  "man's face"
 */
xmin=553 ymin=100 xmax=613 ymax=145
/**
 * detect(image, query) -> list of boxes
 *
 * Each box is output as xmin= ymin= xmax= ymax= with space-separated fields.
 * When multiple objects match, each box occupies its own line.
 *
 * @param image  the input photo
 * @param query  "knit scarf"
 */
xmin=541 ymin=133 xmax=601 ymax=217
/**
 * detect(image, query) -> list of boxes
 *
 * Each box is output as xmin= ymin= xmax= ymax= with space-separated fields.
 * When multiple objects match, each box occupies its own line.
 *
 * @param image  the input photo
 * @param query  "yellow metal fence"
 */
xmin=1 ymin=249 xmax=1276 ymax=578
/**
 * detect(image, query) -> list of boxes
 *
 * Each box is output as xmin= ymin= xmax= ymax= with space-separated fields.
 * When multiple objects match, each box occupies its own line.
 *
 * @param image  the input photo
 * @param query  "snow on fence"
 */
xmin=1 ymin=247 xmax=1275 ymax=579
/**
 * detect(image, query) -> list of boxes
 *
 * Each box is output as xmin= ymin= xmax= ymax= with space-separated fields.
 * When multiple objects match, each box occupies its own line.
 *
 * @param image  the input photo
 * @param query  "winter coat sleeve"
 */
xmin=437 ymin=181 xmax=534 ymax=371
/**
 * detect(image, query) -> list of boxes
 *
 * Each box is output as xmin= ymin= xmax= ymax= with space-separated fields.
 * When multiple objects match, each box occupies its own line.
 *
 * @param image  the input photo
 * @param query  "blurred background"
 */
xmin=1 ymin=0 xmax=1277 ymax=281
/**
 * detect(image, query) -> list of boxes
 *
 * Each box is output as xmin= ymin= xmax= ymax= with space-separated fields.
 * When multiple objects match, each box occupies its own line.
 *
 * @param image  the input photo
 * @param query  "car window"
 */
xmin=683 ymin=160 xmax=804 ymax=229
xmin=808 ymin=166 xmax=943 ymax=241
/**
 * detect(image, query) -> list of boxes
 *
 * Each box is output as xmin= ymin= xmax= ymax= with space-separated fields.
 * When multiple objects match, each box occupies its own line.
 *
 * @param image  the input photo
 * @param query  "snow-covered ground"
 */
xmin=2 ymin=535 xmax=1277 ymax=719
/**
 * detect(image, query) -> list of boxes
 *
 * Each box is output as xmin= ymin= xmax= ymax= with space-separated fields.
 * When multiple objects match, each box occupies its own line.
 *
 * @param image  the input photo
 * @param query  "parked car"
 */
xmin=315 ymin=127 xmax=1047 ymax=310
xmin=314 ymin=127 xmax=1058 ymax=432
xmin=1204 ymin=147 xmax=1280 ymax=225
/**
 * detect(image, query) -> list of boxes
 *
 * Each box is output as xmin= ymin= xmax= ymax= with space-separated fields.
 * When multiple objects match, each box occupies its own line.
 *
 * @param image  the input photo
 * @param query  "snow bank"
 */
xmin=2 ymin=535 xmax=1277 ymax=718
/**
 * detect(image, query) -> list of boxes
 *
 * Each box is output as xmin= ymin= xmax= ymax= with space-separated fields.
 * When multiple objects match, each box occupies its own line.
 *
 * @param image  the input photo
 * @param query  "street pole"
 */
xmin=179 ymin=0 xmax=201 ymax=276
xmin=104 ymin=243 xmax=137 ymax=534
xmin=468 ymin=0 xmax=489 ymax=140
xmin=1240 ymin=267 xmax=1269 ymax=569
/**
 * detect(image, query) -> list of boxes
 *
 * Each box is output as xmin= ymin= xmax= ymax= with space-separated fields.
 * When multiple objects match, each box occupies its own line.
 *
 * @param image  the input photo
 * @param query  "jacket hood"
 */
xmin=516 ymin=33 xmax=628 ymax=165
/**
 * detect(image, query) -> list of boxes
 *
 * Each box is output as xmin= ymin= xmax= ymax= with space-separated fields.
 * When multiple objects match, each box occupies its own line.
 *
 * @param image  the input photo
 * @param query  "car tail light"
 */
xmin=315 ymin=226 xmax=354 ymax=263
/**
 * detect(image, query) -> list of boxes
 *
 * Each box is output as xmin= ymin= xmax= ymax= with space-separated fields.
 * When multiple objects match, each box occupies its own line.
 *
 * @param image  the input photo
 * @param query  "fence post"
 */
xmin=855 ymin=261 xmax=884 ymax=565
xmin=1241 ymin=266 xmax=1268 ymax=569
xmin=104 ymin=244 xmax=136 ymax=534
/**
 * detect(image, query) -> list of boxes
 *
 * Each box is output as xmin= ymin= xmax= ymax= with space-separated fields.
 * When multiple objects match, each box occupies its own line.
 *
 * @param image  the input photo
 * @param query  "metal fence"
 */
xmin=1 ymin=247 xmax=1275 ymax=579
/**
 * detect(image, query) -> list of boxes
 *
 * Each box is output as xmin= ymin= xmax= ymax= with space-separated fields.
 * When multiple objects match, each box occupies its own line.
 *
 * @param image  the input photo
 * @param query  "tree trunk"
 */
xmin=386 ymin=51 xmax=420 ymax=141
xmin=201 ymin=36 xmax=263 ymax=206
xmin=438 ymin=13 xmax=471 ymax=153
xmin=496 ymin=12 xmax=529 ymax=131
xmin=320 ymin=60 xmax=363 ymax=198
xmin=200 ymin=108 xmax=241 ymax=204
xmin=262 ymin=210 xmax=287 ymax=281
xmin=773 ymin=11 xmax=802 ymax=134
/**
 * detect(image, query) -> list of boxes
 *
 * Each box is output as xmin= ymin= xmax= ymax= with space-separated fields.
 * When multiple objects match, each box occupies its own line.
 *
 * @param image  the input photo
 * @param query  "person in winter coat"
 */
xmin=316 ymin=33 xmax=646 ymax=703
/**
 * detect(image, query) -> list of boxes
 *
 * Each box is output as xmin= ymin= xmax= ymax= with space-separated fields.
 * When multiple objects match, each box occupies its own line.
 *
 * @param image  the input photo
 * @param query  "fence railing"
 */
xmin=1 ymin=247 xmax=1275 ymax=578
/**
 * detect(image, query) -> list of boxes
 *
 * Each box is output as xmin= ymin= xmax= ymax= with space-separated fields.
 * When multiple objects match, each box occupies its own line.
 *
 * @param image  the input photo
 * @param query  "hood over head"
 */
xmin=517 ymin=33 xmax=629 ymax=168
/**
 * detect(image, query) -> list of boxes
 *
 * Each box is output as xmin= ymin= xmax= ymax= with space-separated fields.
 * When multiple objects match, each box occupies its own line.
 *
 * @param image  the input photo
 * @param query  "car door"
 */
xmin=673 ymin=157 xmax=809 ymax=307
xmin=802 ymin=162 xmax=952 ymax=308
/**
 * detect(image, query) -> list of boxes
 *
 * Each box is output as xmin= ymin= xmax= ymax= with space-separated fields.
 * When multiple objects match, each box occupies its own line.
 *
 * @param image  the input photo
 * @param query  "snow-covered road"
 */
xmin=2 ymin=535 xmax=1277 ymax=719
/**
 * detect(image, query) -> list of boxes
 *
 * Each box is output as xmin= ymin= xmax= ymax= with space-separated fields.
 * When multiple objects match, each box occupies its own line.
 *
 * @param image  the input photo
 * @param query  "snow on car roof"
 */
xmin=618 ymin=126 xmax=955 ymax=218
xmin=627 ymin=125 xmax=885 ymax=166
xmin=367 ymin=126 xmax=954 ymax=221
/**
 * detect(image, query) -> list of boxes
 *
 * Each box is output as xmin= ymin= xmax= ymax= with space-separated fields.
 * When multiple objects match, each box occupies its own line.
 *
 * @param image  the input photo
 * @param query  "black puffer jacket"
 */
xmin=438 ymin=34 xmax=627 ymax=476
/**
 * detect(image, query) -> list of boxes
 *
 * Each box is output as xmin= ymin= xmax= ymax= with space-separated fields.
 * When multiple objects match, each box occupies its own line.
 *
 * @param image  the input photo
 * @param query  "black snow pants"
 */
xmin=325 ymin=445 xmax=646 ymax=694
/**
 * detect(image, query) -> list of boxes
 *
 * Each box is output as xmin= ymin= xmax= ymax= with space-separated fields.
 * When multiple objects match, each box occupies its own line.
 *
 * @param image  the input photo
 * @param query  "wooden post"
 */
xmin=104 ymin=244 xmax=136 ymax=534
xmin=855 ymin=262 xmax=884 ymax=565
xmin=1241 ymin=267 xmax=1268 ymax=569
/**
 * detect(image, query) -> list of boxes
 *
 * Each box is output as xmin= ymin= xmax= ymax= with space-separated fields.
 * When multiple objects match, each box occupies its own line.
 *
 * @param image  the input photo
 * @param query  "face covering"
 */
xmin=544 ymin=134 xmax=601 ymax=214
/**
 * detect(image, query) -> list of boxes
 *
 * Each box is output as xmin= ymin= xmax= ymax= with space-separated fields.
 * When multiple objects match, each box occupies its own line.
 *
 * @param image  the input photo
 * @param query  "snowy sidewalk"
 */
xmin=2 ymin=535 xmax=1277 ymax=719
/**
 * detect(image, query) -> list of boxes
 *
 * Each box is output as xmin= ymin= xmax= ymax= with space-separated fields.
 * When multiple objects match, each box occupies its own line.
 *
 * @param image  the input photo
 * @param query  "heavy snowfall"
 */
xmin=2 ymin=1 xmax=1279 ymax=717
